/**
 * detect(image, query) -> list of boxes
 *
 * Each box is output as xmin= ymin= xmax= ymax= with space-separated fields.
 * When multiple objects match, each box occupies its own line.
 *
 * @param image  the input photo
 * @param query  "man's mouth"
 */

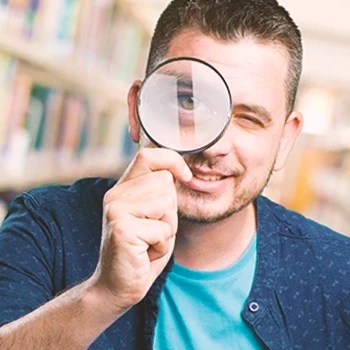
xmin=183 ymin=168 xmax=231 ymax=193
xmin=193 ymin=173 xmax=227 ymax=181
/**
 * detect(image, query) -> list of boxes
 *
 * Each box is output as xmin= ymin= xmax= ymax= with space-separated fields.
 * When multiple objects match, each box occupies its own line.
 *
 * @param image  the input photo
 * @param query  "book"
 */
xmin=24 ymin=0 xmax=41 ymax=39
xmin=5 ymin=72 xmax=32 ymax=144
xmin=57 ymin=92 xmax=83 ymax=153
xmin=0 ymin=1 xmax=9 ymax=31
xmin=42 ymin=89 xmax=64 ymax=150
xmin=0 ymin=53 xmax=18 ymax=151
xmin=25 ymin=83 xmax=51 ymax=150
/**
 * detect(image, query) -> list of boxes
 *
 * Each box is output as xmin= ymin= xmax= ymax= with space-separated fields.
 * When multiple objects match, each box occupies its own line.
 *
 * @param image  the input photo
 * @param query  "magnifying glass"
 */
xmin=137 ymin=57 xmax=233 ymax=154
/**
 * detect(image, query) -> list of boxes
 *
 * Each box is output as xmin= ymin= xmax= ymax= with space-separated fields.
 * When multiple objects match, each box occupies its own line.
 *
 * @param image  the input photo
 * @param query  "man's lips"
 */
xmin=192 ymin=173 xmax=227 ymax=181
xmin=183 ymin=167 xmax=233 ymax=193
xmin=189 ymin=166 xmax=233 ymax=178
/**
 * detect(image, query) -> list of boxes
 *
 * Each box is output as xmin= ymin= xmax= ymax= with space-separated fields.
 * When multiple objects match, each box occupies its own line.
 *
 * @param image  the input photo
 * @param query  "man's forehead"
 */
xmin=164 ymin=31 xmax=288 ymax=115
xmin=165 ymin=32 xmax=288 ymax=88
xmin=166 ymin=31 xmax=288 ymax=66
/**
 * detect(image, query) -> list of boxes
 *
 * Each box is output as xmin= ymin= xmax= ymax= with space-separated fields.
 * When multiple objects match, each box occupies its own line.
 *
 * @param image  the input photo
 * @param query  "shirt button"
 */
xmin=248 ymin=302 xmax=260 ymax=313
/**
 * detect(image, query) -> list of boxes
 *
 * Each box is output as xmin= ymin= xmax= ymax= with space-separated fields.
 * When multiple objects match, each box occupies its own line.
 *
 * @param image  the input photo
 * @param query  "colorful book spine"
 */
xmin=0 ymin=53 xmax=17 ymax=151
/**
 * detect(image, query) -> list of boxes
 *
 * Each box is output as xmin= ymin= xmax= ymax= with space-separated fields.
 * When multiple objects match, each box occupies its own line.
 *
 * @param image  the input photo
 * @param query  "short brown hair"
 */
xmin=146 ymin=0 xmax=303 ymax=114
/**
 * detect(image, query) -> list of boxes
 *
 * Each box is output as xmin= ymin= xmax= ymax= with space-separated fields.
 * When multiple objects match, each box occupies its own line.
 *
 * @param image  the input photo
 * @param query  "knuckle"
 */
xmin=104 ymin=201 xmax=121 ymax=222
xmin=136 ymin=148 xmax=150 ymax=162
xmin=163 ymin=223 xmax=173 ymax=239
xmin=103 ymin=189 xmax=113 ymax=205
xmin=110 ymin=216 xmax=130 ymax=240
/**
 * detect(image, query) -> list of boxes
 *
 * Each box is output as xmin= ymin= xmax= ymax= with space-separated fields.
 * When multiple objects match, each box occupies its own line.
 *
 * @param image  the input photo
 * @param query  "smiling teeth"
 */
xmin=194 ymin=174 xmax=224 ymax=181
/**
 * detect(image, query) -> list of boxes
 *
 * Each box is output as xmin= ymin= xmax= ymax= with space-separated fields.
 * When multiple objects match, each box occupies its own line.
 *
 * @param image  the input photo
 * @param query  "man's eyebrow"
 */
xmin=234 ymin=103 xmax=273 ymax=124
xmin=157 ymin=69 xmax=216 ymax=90
xmin=161 ymin=69 xmax=192 ymax=82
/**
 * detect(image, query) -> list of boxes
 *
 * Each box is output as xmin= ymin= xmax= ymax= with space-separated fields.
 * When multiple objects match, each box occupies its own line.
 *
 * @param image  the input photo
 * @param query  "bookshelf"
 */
xmin=0 ymin=0 xmax=152 ymax=195
xmin=0 ymin=156 xmax=128 ymax=192
xmin=306 ymin=91 xmax=350 ymax=236
xmin=0 ymin=0 xmax=154 ymax=222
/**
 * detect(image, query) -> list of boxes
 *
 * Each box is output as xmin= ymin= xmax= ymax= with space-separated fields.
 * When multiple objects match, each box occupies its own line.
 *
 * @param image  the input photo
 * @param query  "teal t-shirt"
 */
xmin=153 ymin=235 xmax=265 ymax=349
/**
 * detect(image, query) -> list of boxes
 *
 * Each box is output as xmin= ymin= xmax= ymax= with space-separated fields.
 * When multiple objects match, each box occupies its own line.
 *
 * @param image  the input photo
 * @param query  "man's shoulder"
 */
xmin=259 ymin=195 xmax=350 ymax=245
xmin=259 ymin=195 xmax=350 ymax=287
xmin=26 ymin=177 xmax=116 ymax=208
xmin=11 ymin=177 xmax=117 ymax=223
xmin=257 ymin=199 xmax=350 ymax=344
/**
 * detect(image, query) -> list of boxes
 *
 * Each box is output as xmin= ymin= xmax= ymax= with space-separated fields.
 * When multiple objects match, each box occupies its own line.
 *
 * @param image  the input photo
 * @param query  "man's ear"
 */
xmin=127 ymin=80 xmax=142 ymax=143
xmin=273 ymin=111 xmax=304 ymax=171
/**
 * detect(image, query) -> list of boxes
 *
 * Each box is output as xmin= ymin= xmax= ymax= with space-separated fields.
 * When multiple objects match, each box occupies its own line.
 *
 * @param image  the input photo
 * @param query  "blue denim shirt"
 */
xmin=0 ymin=178 xmax=349 ymax=349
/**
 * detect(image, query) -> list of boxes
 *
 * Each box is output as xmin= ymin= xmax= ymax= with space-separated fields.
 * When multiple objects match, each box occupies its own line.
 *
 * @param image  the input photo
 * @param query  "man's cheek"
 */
xmin=238 ymin=143 xmax=270 ymax=167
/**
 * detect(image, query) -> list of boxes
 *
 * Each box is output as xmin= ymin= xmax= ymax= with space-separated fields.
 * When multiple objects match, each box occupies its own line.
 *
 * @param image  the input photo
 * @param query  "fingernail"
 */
xmin=184 ymin=165 xmax=193 ymax=181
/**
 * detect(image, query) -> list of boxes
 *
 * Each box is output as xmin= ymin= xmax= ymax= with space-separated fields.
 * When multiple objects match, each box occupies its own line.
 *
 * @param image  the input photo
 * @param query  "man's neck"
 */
xmin=174 ymin=202 xmax=257 ymax=271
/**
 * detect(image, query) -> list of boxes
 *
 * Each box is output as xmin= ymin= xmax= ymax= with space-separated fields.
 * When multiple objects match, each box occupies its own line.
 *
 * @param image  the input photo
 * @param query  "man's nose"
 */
xmin=202 ymin=123 xmax=234 ymax=158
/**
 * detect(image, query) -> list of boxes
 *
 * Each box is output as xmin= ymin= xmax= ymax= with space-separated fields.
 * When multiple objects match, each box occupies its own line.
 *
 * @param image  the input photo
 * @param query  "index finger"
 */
xmin=118 ymin=148 xmax=193 ymax=184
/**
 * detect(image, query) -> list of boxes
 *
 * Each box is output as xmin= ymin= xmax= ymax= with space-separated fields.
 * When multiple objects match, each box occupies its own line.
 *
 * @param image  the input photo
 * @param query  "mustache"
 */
xmin=185 ymin=155 xmax=245 ymax=177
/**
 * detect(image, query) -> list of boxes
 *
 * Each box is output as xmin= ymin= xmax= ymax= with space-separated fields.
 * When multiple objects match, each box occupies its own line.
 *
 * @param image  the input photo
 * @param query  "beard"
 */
xmin=177 ymin=157 xmax=275 ymax=225
xmin=138 ymin=132 xmax=276 ymax=225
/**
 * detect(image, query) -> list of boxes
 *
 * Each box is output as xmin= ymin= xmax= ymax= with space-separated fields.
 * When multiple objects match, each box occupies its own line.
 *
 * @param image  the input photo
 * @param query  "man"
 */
xmin=0 ymin=0 xmax=349 ymax=349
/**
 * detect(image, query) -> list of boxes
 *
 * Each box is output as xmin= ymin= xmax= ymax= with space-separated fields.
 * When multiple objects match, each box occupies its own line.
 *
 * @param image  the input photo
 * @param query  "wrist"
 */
xmin=83 ymin=277 xmax=130 ymax=324
xmin=84 ymin=276 xmax=130 ymax=323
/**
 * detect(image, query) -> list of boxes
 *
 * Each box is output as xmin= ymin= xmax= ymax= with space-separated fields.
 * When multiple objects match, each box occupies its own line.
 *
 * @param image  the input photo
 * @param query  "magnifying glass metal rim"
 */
xmin=137 ymin=56 xmax=233 ymax=155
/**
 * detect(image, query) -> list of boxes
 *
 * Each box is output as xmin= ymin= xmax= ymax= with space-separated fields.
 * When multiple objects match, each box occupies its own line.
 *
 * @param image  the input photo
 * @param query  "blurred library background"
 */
xmin=0 ymin=0 xmax=349 ymax=236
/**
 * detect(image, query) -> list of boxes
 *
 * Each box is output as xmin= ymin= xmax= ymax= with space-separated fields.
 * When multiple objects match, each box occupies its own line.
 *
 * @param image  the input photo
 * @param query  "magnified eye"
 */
xmin=177 ymin=94 xmax=198 ymax=111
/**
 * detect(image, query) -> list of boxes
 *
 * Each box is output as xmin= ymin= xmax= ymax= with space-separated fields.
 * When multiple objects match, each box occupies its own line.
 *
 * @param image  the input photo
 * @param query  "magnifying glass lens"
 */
xmin=138 ymin=58 xmax=232 ymax=153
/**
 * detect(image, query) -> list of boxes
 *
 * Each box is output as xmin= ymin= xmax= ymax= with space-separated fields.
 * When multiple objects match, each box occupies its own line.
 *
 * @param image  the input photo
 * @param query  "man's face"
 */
xmin=134 ymin=32 xmax=302 ymax=224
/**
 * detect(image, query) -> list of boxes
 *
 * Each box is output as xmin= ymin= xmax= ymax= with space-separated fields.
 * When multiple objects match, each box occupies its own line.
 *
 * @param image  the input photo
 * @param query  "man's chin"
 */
xmin=178 ymin=206 xmax=238 ymax=224
xmin=176 ymin=192 xmax=248 ymax=224
xmin=176 ymin=185 xmax=262 ymax=225
xmin=176 ymin=186 xmax=235 ymax=223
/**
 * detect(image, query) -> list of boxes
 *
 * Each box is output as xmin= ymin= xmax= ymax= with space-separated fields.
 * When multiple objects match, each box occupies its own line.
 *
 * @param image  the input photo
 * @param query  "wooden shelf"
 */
xmin=0 ymin=157 xmax=128 ymax=192
xmin=117 ymin=0 xmax=158 ymax=37
xmin=0 ymin=33 xmax=131 ymax=106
